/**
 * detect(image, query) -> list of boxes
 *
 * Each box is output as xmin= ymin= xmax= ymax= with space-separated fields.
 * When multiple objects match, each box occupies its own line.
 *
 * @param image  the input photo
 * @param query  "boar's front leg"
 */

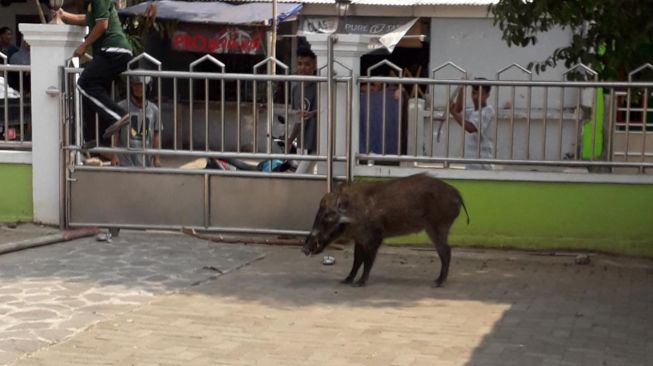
xmin=341 ymin=242 xmax=364 ymax=284
xmin=353 ymin=233 xmax=382 ymax=287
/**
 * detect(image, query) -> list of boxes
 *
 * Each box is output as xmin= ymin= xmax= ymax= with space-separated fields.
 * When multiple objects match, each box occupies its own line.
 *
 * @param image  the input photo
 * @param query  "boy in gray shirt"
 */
xmin=115 ymin=76 xmax=161 ymax=167
xmin=287 ymin=48 xmax=318 ymax=174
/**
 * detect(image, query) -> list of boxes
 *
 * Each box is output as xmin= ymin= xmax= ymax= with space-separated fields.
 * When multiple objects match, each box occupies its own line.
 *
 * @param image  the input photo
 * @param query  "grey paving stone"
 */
xmin=6 ymin=322 xmax=52 ymax=331
xmin=6 ymin=310 xmax=58 ymax=322
xmin=32 ymin=329 xmax=74 ymax=343
xmin=4 ymin=236 xmax=653 ymax=366
xmin=0 ymin=230 xmax=263 ymax=364
xmin=3 ymin=339 xmax=50 ymax=354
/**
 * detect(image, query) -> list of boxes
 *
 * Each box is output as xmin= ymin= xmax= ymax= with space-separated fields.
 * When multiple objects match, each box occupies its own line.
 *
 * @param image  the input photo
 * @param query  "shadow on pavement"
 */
xmin=193 ymin=245 xmax=653 ymax=365
xmin=2 ymin=230 xmax=652 ymax=365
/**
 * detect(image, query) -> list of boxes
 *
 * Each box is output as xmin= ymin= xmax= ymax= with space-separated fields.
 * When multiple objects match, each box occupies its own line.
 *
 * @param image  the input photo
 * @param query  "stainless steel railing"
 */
xmin=0 ymin=54 xmax=31 ymax=150
xmin=61 ymin=54 xmax=350 ymax=181
xmin=357 ymin=61 xmax=653 ymax=175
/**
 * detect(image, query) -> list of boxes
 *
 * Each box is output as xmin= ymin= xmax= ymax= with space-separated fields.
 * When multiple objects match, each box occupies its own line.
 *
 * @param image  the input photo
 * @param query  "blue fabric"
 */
xmin=359 ymin=89 xmax=399 ymax=154
xmin=257 ymin=159 xmax=283 ymax=172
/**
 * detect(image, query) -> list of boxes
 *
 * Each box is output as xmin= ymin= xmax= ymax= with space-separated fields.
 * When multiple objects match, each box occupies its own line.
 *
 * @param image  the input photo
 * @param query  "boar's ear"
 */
xmin=335 ymin=192 xmax=349 ymax=213
xmin=335 ymin=193 xmax=354 ymax=223
xmin=334 ymin=181 xmax=349 ymax=193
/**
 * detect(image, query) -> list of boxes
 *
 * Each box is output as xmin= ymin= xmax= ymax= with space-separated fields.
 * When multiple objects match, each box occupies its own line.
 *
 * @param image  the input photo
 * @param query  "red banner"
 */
xmin=171 ymin=24 xmax=264 ymax=55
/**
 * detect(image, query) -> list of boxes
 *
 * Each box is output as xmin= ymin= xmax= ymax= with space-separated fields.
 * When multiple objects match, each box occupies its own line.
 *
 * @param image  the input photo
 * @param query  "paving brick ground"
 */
xmin=7 ymin=239 xmax=653 ymax=366
xmin=0 ymin=223 xmax=59 ymax=246
xmin=0 ymin=231 xmax=262 ymax=365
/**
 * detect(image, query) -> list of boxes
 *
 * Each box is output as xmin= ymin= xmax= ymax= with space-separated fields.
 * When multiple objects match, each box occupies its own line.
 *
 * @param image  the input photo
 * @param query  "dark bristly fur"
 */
xmin=303 ymin=173 xmax=469 ymax=287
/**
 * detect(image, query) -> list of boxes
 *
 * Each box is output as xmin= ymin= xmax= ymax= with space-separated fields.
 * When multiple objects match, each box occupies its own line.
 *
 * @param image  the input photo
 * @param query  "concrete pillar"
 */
xmin=19 ymin=24 xmax=87 ymax=225
xmin=305 ymin=34 xmax=371 ymax=176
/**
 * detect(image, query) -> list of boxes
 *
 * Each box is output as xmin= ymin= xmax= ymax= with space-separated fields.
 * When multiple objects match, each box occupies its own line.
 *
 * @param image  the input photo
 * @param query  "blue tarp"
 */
xmin=118 ymin=0 xmax=303 ymax=25
xmin=359 ymin=89 xmax=399 ymax=155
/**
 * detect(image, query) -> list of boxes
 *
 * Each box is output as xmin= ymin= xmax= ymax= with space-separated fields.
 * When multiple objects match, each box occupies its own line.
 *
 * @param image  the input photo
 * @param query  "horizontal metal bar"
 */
xmin=59 ymin=67 xmax=652 ymax=87
xmin=611 ymin=152 xmax=653 ymax=157
xmin=0 ymin=142 xmax=32 ymax=150
xmin=614 ymin=107 xmax=653 ymax=112
xmin=196 ymin=226 xmax=309 ymax=236
xmin=63 ymin=67 xmax=84 ymax=73
xmin=67 ymin=222 xmax=310 ymax=236
xmin=0 ymin=65 xmax=31 ymax=72
xmin=356 ymin=76 xmax=653 ymax=88
xmin=66 ymin=145 xmax=347 ymax=162
xmin=63 ymin=68 xmax=353 ymax=84
xmin=72 ymin=164 xmax=348 ymax=180
xmin=357 ymin=153 xmax=653 ymax=169
xmin=63 ymin=67 xmax=337 ymax=83
xmin=354 ymin=165 xmax=653 ymax=185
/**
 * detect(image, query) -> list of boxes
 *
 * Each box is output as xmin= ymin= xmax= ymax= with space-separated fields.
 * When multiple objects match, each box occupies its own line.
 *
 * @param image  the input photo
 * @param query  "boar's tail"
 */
xmin=457 ymin=190 xmax=470 ymax=225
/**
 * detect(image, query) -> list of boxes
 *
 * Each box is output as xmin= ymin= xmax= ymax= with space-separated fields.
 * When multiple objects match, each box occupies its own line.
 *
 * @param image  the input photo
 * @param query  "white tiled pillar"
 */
xmin=305 ymin=34 xmax=371 ymax=176
xmin=19 ymin=24 xmax=87 ymax=225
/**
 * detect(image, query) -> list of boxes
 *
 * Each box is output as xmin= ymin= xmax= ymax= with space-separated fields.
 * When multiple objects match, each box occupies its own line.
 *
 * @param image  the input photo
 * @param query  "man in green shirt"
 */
xmin=53 ymin=0 xmax=132 ymax=145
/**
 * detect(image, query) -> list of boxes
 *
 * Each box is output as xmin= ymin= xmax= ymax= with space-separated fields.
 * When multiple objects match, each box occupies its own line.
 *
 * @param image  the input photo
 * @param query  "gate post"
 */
xmin=19 ymin=24 xmax=86 ymax=226
xmin=305 ymin=34 xmax=370 ymax=178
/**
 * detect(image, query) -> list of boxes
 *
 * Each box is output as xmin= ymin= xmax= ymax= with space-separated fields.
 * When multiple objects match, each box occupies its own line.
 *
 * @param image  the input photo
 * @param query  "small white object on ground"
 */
xmin=574 ymin=254 xmax=591 ymax=265
xmin=96 ymin=232 xmax=112 ymax=242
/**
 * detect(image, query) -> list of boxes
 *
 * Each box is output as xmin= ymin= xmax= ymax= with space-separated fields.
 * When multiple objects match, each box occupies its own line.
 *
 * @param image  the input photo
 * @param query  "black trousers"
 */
xmin=77 ymin=51 xmax=131 ymax=143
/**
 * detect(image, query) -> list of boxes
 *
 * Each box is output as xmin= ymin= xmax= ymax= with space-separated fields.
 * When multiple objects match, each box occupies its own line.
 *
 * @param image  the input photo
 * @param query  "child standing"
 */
xmin=449 ymin=80 xmax=495 ymax=169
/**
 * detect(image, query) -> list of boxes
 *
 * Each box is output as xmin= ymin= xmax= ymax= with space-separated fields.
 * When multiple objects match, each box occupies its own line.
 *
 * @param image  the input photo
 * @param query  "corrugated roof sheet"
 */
xmin=120 ymin=1 xmax=303 ymax=25
xmin=226 ymin=1 xmax=497 ymax=5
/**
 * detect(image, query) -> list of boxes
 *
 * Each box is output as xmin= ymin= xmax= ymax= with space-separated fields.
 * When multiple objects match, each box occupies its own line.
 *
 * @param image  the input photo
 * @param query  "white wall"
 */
xmin=429 ymin=18 xmax=579 ymax=110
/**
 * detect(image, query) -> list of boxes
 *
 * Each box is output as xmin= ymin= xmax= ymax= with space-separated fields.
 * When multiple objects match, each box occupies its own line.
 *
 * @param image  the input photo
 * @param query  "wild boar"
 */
xmin=303 ymin=173 xmax=469 ymax=287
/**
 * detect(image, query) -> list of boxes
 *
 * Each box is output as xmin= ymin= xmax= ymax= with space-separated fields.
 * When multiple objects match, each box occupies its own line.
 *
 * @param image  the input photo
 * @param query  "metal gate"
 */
xmin=62 ymin=49 xmax=653 ymax=233
xmin=62 ymin=49 xmax=352 ymax=235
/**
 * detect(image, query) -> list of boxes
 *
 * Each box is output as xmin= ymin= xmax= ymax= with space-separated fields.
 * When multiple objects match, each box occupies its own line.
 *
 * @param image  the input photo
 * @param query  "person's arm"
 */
xmin=54 ymin=1 xmax=110 ymax=57
xmin=73 ymin=19 xmax=108 ymax=57
xmin=287 ymin=123 xmax=301 ymax=151
xmin=151 ymin=104 xmax=162 ymax=167
xmin=448 ymin=105 xmax=479 ymax=133
xmin=52 ymin=9 xmax=87 ymax=26
xmin=152 ymin=132 xmax=161 ymax=167
xmin=450 ymin=85 xmax=463 ymax=113
xmin=110 ymin=135 xmax=119 ymax=166
xmin=286 ymin=111 xmax=316 ymax=150
xmin=109 ymin=100 xmax=128 ymax=166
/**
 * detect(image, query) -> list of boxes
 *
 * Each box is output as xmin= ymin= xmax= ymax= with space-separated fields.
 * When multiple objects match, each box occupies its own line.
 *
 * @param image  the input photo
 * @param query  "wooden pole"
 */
xmin=34 ymin=0 xmax=47 ymax=24
xmin=271 ymin=0 xmax=278 ymax=59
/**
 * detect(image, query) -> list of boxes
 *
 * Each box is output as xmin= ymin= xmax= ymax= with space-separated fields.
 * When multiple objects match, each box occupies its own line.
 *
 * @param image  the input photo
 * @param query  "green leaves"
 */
xmin=489 ymin=0 xmax=653 ymax=80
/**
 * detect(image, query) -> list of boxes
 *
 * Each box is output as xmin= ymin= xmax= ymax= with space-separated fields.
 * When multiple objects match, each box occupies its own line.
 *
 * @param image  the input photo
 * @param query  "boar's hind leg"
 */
xmin=426 ymin=226 xmax=452 ymax=287
xmin=341 ymin=243 xmax=364 ymax=284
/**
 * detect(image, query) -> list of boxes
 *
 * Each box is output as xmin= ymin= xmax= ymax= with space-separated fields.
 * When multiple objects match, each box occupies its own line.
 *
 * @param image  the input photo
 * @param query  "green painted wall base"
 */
xmin=0 ymin=164 xmax=32 ymax=222
xmin=358 ymin=178 xmax=653 ymax=258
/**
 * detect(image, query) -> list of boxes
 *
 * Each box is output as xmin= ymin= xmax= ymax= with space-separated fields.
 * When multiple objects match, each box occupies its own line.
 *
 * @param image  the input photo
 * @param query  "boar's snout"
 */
xmin=302 ymin=232 xmax=323 ymax=256
xmin=302 ymin=236 xmax=313 ymax=256
xmin=304 ymin=199 xmax=348 ymax=257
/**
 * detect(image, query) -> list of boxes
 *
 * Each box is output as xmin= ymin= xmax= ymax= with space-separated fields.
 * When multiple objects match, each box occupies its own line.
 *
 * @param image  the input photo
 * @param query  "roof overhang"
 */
xmin=118 ymin=0 xmax=303 ymax=26
xmin=228 ymin=0 xmax=495 ymax=18
xmin=224 ymin=1 xmax=496 ymax=5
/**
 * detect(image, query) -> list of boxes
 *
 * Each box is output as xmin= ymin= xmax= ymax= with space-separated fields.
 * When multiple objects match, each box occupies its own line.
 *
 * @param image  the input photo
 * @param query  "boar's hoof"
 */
xmin=340 ymin=277 xmax=354 ymax=285
xmin=432 ymin=280 xmax=445 ymax=288
xmin=352 ymin=281 xmax=366 ymax=287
